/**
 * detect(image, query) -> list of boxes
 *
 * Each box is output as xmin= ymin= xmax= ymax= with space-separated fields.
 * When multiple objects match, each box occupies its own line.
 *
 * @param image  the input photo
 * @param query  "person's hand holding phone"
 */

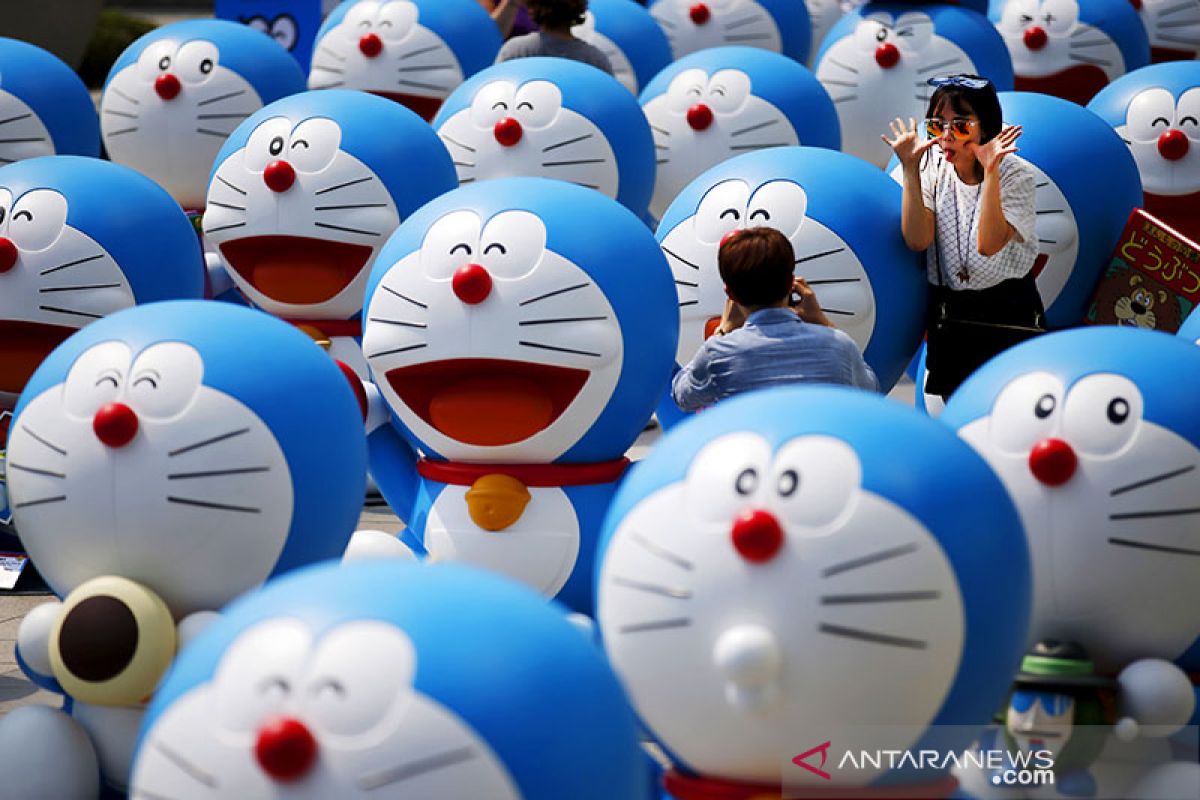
xmin=791 ymin=277 xmax=834 ymax=327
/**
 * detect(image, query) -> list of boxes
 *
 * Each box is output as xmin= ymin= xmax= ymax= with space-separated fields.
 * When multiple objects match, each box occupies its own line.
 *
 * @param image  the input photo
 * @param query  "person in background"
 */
xmin=672 ymin=228 xmax=879 ymax=411
xmin=496 ymin=0 xmax=613 ymax=74
xmin=478 ymin=0 xmax=538 ymax=39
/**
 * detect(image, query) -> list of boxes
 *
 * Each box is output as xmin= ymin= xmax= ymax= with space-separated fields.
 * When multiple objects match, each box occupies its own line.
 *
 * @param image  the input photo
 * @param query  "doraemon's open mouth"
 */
xmin=0 ymin=320 xmax=78 ymax=395
xmin=1014 ymin=66 xmax=1108 ymax=105
xmin=368 ymin=91 xmax=443 ymax=123
xmin=386 ymin=359 xmax=589 ymax=447
xmin=220 ymin=235 xmax=374 ymax=305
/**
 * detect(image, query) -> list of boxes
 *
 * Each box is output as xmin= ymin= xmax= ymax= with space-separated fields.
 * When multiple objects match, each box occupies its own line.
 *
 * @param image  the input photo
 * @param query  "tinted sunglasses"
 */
xmin=927 ymin=74 xmax=991 ymax=90
xmin=925 ymin=117 xmax=979 ymax=141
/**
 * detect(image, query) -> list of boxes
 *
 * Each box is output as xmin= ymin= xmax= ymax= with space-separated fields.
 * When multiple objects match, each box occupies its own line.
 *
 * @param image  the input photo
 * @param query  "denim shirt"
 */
xmin=671 ymin=307 xmax=879 ymax=411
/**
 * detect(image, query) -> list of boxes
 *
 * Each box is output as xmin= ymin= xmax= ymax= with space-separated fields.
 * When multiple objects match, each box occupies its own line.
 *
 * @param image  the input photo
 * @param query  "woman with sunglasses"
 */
xmin=883 ymin=74 xmax=1044 ymax=400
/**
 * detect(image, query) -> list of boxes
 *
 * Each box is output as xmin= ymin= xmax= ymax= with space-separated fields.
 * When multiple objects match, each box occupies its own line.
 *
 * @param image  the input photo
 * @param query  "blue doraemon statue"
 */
xmin=129 ymin=561 xmax=653 ymax=798
xmin=1137 ymin=0 xmax=1200 ymax=63
xmin=815 ymin=3 xmax=1014 ymax=167
xmin=595 ymin=386 xmax=1031 ymax=796
xmin=571 ymin=0 xmax=672 ymax=94
xmin=649 ymin=0 xmax=813 ymax=63
xmin=309 ymin=0 xmax=502 ymax=122
xmin=1088 ymin=62 xmax=1200 ymax=246
xmin=101 ymin=20 xmax=307 ymax=211
xmin=362 ymin=178 xmax=678 ymax=614
xmin=216 ymin=0 xmax=342 ymax=72
xmin=0 ymin=38 xmax=100 ymax=161
xmin=1180 ymin=307 xmax=1200 ymax=343
xmin=0 ymin=300 xmax=367 ymax=797
xmin=433 ymin=58 xmax=655 ymax=218
xmin=989 ymin=0 xmax=1150 ymax=105
xmin=655 ymin=146 xmax=924 ymax=426
xmin=640 ymin=47 xmax=839 ymax=221
xmin=204 ymin=89 xmax=457 ymax=376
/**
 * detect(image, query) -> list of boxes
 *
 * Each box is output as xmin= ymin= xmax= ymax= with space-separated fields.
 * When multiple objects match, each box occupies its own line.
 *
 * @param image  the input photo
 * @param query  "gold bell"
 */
xmin=296 ymin=324 xmax=332 ymax=351
xmin=465 ymin=474 xmax=531 ymax=532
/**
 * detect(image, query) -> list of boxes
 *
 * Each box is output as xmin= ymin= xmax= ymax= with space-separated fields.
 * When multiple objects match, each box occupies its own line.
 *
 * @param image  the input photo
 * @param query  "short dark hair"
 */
xmin=926 ymin=75 xmax=1003 ymax=145
xmin=527 ymin=0 xmax=588 ymax=28
xmin=718 ymin=227 xmax=794 ymax=308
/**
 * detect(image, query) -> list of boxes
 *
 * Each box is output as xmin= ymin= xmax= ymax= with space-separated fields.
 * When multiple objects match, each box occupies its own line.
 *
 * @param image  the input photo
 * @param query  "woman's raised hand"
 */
xmin=970 ymin=125 xmax=1022 ymax=175
xmin=882 ymin=117 xmax=936 ymax=170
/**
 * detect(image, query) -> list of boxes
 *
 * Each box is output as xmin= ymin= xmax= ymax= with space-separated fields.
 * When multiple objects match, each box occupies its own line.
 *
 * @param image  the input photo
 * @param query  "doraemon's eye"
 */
xmin=126 ymin=343 xmax=204 ymax=420
xmin=1020 ymin=14 xmax=1033 ymax=22
xmin=694 ymin=179 xmax=752 ymax=245
xmin=175 ymin=41 xmax=219 ymax=84
xmin=215 ymin=619 xmax=312 ymax=733
xmin=376 ymin=1 xmax=417 ymax=41
xmin=684 ymin=433 xmax=773 ymax=524
xmin=721 ymin=209 xmax=740 ymax=220
xmin=1126 ymin=89 xmax=1177 ymax=144
xmin=746 ymin=181 xmax=807 ymax=240
xmin=772 ymin=437 xmax=861 ymax=533
xmin=892 ymin=13 xmax=933 ymax=50
xmin=512 ymin=81 xmax=561 ymax=129
xmin=269 ymin=14 xmax=299 ymax=51
xmin=63 ymin=342 xmax=132 ymax=420
xmin=988 ymin=371 xmax=1065 ymax=455
xmin=96 ymin=372 xmax=120 ymax=389
xmin=270 ymin=137 xmax=285 ymax=155
xmin=1034 ymin=393 xmax=1055 ymax=418
xmin=450 ymin=243 xmax=472 ymax=256
xmin=479 ymin=211 xmax=545 ymax=280
xmin=288 ymin=118 xmax=342 ymax=173
xmin=483 ymin=243 xmax=506 ymax=255
xmin=243 ymin=117 xmax=293 ymax=172
xmin=7 ymin=189 xmax=67 ymax=252
xmin=470 ymin=81 xmax=517 ymax=128
xmin=854 ymin=17 xmax=891 ymax=52
xmin=245 ymin=15 xmax=270 ymax=33
xmin=421 ymin=210 xmax=482 ymax=280
xmin=1040 ymin=0 xmax=1078 ymax=35
xmin=706 ymin=69 xmax=750 ymax=115
xmin=1177 ymin=88 xmax=1200 ymax=140
xmin=135 ymin=41 xmax=176 ymax=80
xmin=666 ymin=68 xmax=710 ymax=113
xmin=342 ymin=2 xmax=378 ymax=36
xmin=999 ymin=0 xmax=1039 ymax=31
xmin=735 ymin=468 xmax=758 ymax=495
xmin=777 ymin=469 xmax=799 ymax=497
xmin=0 ymin=188 xmax=10 ymax=228
xmin=159 ymin=56 xmax=171 ymax=70
xmin=1061 ymin=374 xmax=1143 ymax=457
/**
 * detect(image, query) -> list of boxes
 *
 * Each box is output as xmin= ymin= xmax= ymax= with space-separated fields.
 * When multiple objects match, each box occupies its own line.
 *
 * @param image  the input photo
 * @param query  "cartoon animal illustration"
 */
xmin=361 ymin=178 xmax=678 ymax=614
xmin=815 ymin=2 xmax=1014 ymax=167
xmin=596 ymin=386 xmax=1031 ymax=796
xmin=1135 ymin=0 xmax=1200 ymax=62
xmin=0 ymin=37 xmax=100 ymax=161
xmin=640 ymin=46 xmax=840 ymax=221
xmin=1110 ymin=273 xmax=1180 ymax=328
xmin=101 ymin=20 xmax=307 ymax=211
xmin=648 ymin=0 xmax=813 ymax=63
xmin=571 ymin=0 xmax=673 ymax=95
xmin=308 ymin=0 xmax=502 ymax=122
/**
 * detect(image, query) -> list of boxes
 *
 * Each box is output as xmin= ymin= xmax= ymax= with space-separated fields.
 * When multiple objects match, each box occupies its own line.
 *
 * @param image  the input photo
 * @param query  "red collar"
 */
xmin=286 ymin=318 xmax=363 ymax=338
xmin=416 ymin=458 xmax=629 ymax=487
xmin=664 ymin=770 xmax=958 ymax=800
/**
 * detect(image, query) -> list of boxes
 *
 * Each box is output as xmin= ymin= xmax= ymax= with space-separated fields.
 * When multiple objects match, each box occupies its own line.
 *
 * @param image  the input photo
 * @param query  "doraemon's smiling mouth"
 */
xmin=651 ymin=0 xmax=782 ymax=59
xmin=218 ymin=235 xmax=375 ymax=306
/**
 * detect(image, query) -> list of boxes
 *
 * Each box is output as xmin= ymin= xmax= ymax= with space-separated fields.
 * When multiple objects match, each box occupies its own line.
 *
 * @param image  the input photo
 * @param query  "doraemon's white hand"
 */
xmin=177 ymin=611 xmax=221 ymax=651
xmin=16 ymin=600 xmax=61 ymax=679
xmin=713 ymin=624 xmax=782 ymax=713
xmin=1117 ymin=658 xmax=1196 ymax=737
xmin=343 ymin=529 xmax=418 ymax=562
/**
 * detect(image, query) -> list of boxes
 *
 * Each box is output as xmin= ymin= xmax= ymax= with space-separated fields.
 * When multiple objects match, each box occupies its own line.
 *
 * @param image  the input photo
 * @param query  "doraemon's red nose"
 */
xmin=255 ymin=717 xmax=318 ymax=782
xmin=1158 ymin=129 xmax=1189 ymax=161
xmin=154 ymin=73 xmax=181 ymax=101
xmin=264 ymin=160 xmax=296 ymax=193
xmin=1029 ymin=438 xmax=1077 ymax=486
xmin=453 ymin=263 xmax=492 ymax=304
xmin=730 ymin=508 xmax=784 ymax=563
xmin=0 ymin=237 xmax=17 ymax=272
xmin=494 ymin=117 xmax=523 ymax=147
xmin=687 ymin=103 xmax=714 ymax=131
xmin=93 ymin=403 xmax=139 ymax=449
xmin=359 ymin=33 xmax=383 ymax=58
xmin=1023 ymin=26 xmax=1048 ymax=50
xmin=689 ymin=3 xmax=711 ymax=24
xmin=875 ymin=43 xmax=900 ymax=69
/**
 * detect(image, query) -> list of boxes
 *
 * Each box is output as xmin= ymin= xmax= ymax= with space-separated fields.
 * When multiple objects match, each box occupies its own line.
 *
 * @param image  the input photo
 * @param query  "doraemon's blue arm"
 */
xmin=367 ymin=423 xmax=422 ymax=527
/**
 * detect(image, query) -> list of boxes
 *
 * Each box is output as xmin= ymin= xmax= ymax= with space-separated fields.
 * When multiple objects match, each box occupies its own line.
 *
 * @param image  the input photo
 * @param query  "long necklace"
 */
xmin=955 ymin=173 xmax=981 ymax=285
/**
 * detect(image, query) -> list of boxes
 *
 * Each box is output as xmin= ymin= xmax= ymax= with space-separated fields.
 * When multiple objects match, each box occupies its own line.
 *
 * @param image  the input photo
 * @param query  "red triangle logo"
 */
xmin=792 ymin=740 xmax=833 ymax=781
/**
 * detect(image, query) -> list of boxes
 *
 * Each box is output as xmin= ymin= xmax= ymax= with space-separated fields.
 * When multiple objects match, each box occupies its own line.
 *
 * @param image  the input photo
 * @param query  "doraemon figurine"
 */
xmin=362 ymin=178 xmax=678 ymax=614
xmin=572 ymin=0 xmax=673 ymax=95
xmin=101 ymin=20 xmax=307 ymax=211
xmin=1088 ymin=62 xmax=1200 ymax=246
xmin=989 ymin=0 xmax=1151 ymax=105
xmin=309 ymin=0 xmax=502 ymax=122
xmin=596 ymin=386 xmax=1031 ymax=796
xmin=216 ymin=0 xmax=342 ymax=71
xmin=1137 ymin=0 xmax=1200 ymax=62
xmin=0 ymin=300 xmax=367 ymax=797
xmin=433 ymin=59 xmax=656 ymax=218
xmin=130 ymin=561 xmax=653 ymax=799
xmin=815 ymin=3 xmax=1014 ymax=167
xmin=204 ymin=89 xmax=457 ymax=375
xmin=649 ymin=0 xmax=813 ymax=63
xmin=0 ymin=38 xmax=100 ymax=161
xmin=640 ymin=46 xmax=840 ymax=221
xmin=655 ymin=146 xmax=925 ymax=424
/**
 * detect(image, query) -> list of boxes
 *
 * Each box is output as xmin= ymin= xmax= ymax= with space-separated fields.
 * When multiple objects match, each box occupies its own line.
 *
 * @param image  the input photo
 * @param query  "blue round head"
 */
xmin=943 ymin=327 xmax=1200 ymax=672
xmin=816 ymin=3 xmax=1014 ymax=167
xmin=363 ymin=177 xmax=678 ymax=464
xmin=649 ymin=0 xmax=812 ymax=63
xmin=640 ymin=46 xmax=840 ymax=220
xmin=577 ymin=0 xmax=672 ymax=94
xmin=595 ymin=386 xmax=1031 ymax=787
xmin=101 ymin=20 xmax=307 ymax=209
xmin=0 ymin=38 xmax=100 ymax=159
xmin=310 ymin=0 xmax=502 ymax=122
xmin=204 ymin=89 xmax=457 ymax=321
xmin=432 ymin=58 xmax=656 ymax=217
xmin=1179 ymin=309 xmax=1200 ymax=344
xmin=133 ymin=561 xmax=651 ymax=799
xmin=8 ymin=300 xmax=366 ymax=614
xmin=656 ymin=146 xmax=925 ymax=394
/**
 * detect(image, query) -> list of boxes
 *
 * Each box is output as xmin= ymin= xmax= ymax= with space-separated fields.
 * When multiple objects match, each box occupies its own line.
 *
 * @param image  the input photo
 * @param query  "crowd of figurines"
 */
xmin=0 ymin=0 xmax=1197 ymax=797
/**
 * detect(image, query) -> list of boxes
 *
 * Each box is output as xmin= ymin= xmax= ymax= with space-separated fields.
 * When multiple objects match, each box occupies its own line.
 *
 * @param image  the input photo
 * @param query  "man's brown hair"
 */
xmin=718 ymin=227 xmax=795 ymax=308
xmin=527 ymin=0 xmax=589 ymax=28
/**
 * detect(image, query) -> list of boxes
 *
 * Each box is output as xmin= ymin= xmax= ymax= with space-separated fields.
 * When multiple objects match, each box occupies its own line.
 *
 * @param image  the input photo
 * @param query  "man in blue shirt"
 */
xmin=672 ymin=227 xmax=879 ymax=411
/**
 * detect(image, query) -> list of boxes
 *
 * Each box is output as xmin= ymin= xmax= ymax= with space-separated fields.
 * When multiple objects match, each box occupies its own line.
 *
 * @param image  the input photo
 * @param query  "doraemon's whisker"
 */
xmin=314 ymin=203 xmax=389 ymax=211
xmin=316 ymin=66 xmax=345 ymax=74
xmin=730 ymin=119 xmax=779 ymax=137
xmin=38 ymin=283 xmax=121 ymax=293
xmin=806 ymin=278 xmax=860 ymax=286
xmin=357 ymin=747 xmax=477 ymax=791
xmin=196 ymin=128 xmax=233 ymax=138
xmin=796 ymin=247 xmax=847 ymax=265
xmin=195 ymin=113 xmax=252 ymax=120
xmin=821 ymin=79 xmax=858 ymax=88
xmin=167 ymin=467 xmax=270 ymax=480
xmin=821 ymin=590 xmax=941 ymax=605
xmin=914 ymin=94 xmax=930 ymax=102
xmin=542 ymin=158 xmax=607 ymax=167
xmin=610 ymin=575 xmax=693 ymax=599
xmin=822 ymin=542 xmax=919 ymax=578
xmin=313 ymin=222 xmax=382 ymax=237
xmin=818 ymin=622 xmax=927 ymax=649
xmin=197 ymin=90 xmax=246 ymax=107
xmin=204 ymin=222 xmax=246 ymax=234
xmin=38 ymin=305 xmax=101 ymax=319
xmin=679 ymin=300 xmax=699 ymax=307
xmin=723 ymin=14 xmax=762 ymax=30
xmin=1109 ymin=506 xmax=1200 ymax=521
xmin=1107 ymin=537 xmax=1200 ymax=557
xmin=675 ymin=279 xmax=699 ymax=288
xmin=169 ymin=428 xmax=250 ymax=457
xmin=167 ymin=496 xmax=260 ymax=514
xmin=658 ymin=18 xmax=676 ymax=29
xmin=398 ymin=44 xmax=442 ymax=60
xmin=39 ymin=253 xmax=105 ymax=276
xmin=1159 ymin=19 xmax=1200 ymax=29
xmin=133 ymin=786 xmax=184 ymax=800
xmin=319 ymin=45 xmax=347 ymax=61
xmin=207 ymin=201 xmax=245 ymax=211
xmin=1036 ymin=181 xmax=1049 ymax=188
xmin=919 ymin=58 xmax=962 ymax=74
xmin=383 ymin=285 xmax=429 ymax=309
xmin=543 ymin=133 xmax=594 ymax=152
xmin=398 ymin=64 xmax=455 ymax=72
xmin=1069 ymin=39 xmax=1113 ymax=47
xmin=6 ymin=463 xmax=65 ymax=479
xmin=1122 ymin=137 xmax=1132 ymax=145
xmin=367 ymin=316 xmax=428 ymax=328
xmin=310 ymin=80 xmax=346 ymax=88
xmin=656 ymin=143 xmax=669 ymax=151
xmin=19 ymin=425 xmax=66 ymax=456
xmin=0 ymin=136 xmax=44 ymax=144
xmin=315 ymin=175 xmax=375 ymax=195
xmin=662 ymin=246 xmax=701 ymax=270
xmin=1110 ymin=465 xmax=1195 ymax=496
xmin=109 ymin=88 xmax=140 ymax=105
xmin=833 ymin=95 xmax=859 ymax=104
xmin=1038 ymin=238 xmax=1057 ymax=245
xmin=631 ymin=531 xmax=693 ymax=570
xmin=1160 ymin=1 xmax=1197 ymax=15
xmin=396 ymin=78 xmax=448 ymax=92
xmin=518 ymin=315 xmax=608 ymax=326
xmin=13 ymin=495 xmax=67 ymax=509
xmin=519 ymin=282 xmax=589 ymax=306
xmin=1159 ymin=34 xmax=1200 ymax=45
xmin=619 ymin=617 xmax=692 ymax=634
xmin=1036 ymin=208 xmax=1065 ymax=215
xmin=440 ymin=134 xmax=476 ymax=153
xmin=726 ymin=34 xmax=772 ymax=42
xmin=1067 ymin=53 xmax=1112 ymax=66
xmin=822 ymin=308 xmax=853 ymax=316
xmin=656 ymin=158 xmax=670 ymax=165
xmin=106 ymin=127 xmax=139 ymax=137
xmin=154 ymin=741 xmax=218 ymax=788
xmin=519 ymin=340 xmax=602 ymax=358
xmin=453 ymin=160 xmax=476 ymax=168
xmin=216 ymin=175 xmax=246 ymax=196
xmin=369 ymin=343 xmax=428 ymax=359
xmin=103 ymin=110 xmax=138 ymax=120
xmin=651 ymin=124 xmax=671 ymax=137
xmin=728 ymin=142 xmax=790 ymax=151
xmin=827 ymin=58 xmax=859 ymax=74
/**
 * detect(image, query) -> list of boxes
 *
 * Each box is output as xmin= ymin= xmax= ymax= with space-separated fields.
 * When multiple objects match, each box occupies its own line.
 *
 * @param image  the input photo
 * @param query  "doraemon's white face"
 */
xmin=1028 ymin=163 xmax=1079 ymax=310
xmin=598 ymin=433 xmax=965 ymax=785
xmin=204 ymin=116 xmax=400 ymax=320
xmin=0 ymin=90 xmax=54 ymax=163
xmin=436 ymin=81 xmax=620 ymax=197
xmin=660 ymin=179 xmax=875 ymax=366
xmin=572 ymin=12 xmax=639 ymax=94
xmin=996 ymin=0 xmax=1123 ymax=80
xmin=644 ymin=69 xmax=799 ymax=220
xmin=308 ymin=0 xmax=463 ymax=121
xmin=101 ymin=39 xmax=262 ymax=210
xmin=364 ymin=211 xmax=623 ymax=462
xmin=1115 ymin=87 xmax=1200 ymax=196
xmin=651 ymin=0 xmax=782 ymax=59
xmin=816 ymin=12 xmax=974 ymax=167
xmin=131 ymin=619 xmax=521 ymax=799
xmin=1137 ymin=0 xmax=1200 ymax=59
xmin=0 ymin=189 xmax=135 ymax=403
xmin=958 ymin=372 xmax=1200 ymax=670
xmin=7 ymin=341 xmax=295 ymax=616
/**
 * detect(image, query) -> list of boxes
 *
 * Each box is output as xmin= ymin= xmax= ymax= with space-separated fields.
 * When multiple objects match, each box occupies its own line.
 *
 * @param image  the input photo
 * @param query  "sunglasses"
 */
xmin=925 ymin=117 xmax=979 ymax=141
xmin=927 ymin=74 xmax=991 ymax=90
